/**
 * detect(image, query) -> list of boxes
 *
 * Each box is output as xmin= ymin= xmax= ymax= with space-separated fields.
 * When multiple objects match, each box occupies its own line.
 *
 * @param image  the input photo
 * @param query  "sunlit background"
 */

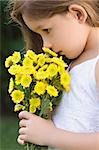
xmin=1 ymin=0 xmax=24 ymax=149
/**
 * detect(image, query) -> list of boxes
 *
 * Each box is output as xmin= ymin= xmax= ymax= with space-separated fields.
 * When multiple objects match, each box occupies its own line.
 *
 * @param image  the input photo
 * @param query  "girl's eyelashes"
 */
xmin=42 ymin=28 xmax=51 ymax=33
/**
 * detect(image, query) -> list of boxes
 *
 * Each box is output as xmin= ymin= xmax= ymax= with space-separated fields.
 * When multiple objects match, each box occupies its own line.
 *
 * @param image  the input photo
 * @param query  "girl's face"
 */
xmin=22 ymin=12 xmax=89 ymax=59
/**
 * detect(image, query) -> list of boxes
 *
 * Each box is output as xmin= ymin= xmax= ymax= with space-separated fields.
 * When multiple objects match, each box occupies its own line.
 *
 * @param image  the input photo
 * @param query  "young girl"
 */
xmin=9 ymin=0 xmax=99 ymax=149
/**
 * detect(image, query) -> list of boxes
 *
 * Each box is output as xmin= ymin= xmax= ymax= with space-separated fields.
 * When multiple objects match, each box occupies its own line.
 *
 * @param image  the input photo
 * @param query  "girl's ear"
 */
xmin=68 ymin=4 xmax=88 ymax=24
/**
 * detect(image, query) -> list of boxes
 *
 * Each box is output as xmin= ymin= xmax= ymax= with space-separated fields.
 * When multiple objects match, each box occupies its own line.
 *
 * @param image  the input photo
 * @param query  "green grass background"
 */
xmin=0 ymin=117 xmax=24 ymax=150
xmin=1 ymin=1 xmax=26 ymax=149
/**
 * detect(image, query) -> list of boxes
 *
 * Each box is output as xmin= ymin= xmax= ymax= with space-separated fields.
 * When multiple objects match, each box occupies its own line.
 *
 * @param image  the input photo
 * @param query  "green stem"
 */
xmin=30 ymin=144 xmax=33 ymax=150
xmin=39 ymin=99 xmax=50 ymax=117
xmin=39 ymin=94 xmax=50 ymax=117
xmin=24 ymin=89 xmax=30 ymax=150
xmin=26 ymin=143 xmax=30 ymax=150
xmin=30 ymin=144 xmax=37 ymax=150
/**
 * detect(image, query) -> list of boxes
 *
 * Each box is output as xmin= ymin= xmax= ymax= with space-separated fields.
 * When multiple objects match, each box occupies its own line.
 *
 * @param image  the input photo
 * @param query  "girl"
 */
xmin=9 ymin=0 xmax=99 ymax=150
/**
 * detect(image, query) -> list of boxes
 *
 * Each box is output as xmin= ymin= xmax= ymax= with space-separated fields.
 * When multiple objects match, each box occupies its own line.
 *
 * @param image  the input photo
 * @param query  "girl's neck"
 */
xmin=84 ymin=27 xmax=99 ymax=55
xmin=71 ymin=27 xmax=99 ymax=69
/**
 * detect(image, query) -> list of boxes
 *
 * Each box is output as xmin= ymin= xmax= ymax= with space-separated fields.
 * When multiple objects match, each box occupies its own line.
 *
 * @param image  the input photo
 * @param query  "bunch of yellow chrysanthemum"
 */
xmin=5 ymin=47 xmax=71 ymax=149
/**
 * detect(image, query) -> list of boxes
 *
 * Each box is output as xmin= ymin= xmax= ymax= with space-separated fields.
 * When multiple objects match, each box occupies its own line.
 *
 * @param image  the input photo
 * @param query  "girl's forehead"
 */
xmin=22 ymin=13 xmax=64 ymax=31
xmin=22 ymin=15 xmax=49 ymax=30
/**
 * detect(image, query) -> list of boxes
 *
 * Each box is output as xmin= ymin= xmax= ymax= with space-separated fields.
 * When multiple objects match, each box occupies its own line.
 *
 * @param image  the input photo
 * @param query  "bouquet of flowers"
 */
xmin=5 ymin=47 xmax=71 ymax=150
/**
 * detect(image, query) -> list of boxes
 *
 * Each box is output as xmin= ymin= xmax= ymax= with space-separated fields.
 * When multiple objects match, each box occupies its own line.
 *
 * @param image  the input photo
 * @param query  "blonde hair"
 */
xmin=8 ymin=0 xmax=99 ymax=52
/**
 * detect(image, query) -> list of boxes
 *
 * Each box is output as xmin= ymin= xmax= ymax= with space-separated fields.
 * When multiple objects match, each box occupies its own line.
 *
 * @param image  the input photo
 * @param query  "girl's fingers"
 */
xmin=19 ymin=127 xmax=27 ymax=135
xmin=17 ymin=136 xmax=25 ymax=145
xmin=17 ymin=135 xmax=27 ymax=144
xmin=18 ymin=111 xmax=32 ymax=120
xmin=19 ymin=119 xmax=27 ymax=127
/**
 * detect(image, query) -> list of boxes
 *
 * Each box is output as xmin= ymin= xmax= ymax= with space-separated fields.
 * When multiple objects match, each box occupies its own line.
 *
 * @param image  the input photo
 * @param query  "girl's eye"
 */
xmin=42 ymin=29 xmax=51 ymax=33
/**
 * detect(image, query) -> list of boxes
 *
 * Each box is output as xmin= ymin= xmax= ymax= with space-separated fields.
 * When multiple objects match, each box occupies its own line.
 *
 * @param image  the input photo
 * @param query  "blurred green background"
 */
xmin=1 ymin=1 xmax=25 ymax=149
xmin=0 ymin=1 xmax=70 ymax=150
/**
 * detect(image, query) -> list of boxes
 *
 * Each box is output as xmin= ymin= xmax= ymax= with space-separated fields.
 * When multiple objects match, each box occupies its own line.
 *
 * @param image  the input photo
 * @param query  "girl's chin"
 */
xmin=65 ymin=53 xmax=79 ymax=59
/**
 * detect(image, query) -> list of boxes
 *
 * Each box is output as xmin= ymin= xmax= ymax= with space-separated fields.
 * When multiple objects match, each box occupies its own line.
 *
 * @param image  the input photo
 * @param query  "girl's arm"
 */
xmin=18 ymin=111 xmax=99 ymax=150
xmin=50 ymin=126 xmax=99 ymax=150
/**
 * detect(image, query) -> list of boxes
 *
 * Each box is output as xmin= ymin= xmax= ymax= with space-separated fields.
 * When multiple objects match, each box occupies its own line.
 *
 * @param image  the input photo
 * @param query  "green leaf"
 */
xmin=39 ymin=94 xmax=50 ymax=117
xmin=15 ymin=84 xmax=24 ymax=91
xmin=52 ymin=91 xmax=63 ymax=106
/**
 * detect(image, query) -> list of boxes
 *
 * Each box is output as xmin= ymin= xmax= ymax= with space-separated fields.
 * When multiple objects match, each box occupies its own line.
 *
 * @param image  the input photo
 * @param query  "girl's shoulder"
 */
xmin=69 ymin=54 xmax=99 ymax=92
xmin=69 ymin=55 xmax=99 ymax=72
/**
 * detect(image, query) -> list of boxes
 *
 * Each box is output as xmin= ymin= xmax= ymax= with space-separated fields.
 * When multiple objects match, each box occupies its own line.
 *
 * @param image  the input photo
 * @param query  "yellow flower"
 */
xmin=14 ymin=104 xmax=25 ymax=112
xmin=21 ymin=66 xmax=36 ymax=75
xmin=23 ymin=57 xmax=33 ymax=66
xmin=65 ymin=85 xmax=71 ymax=93
xmin=29 ymin=106 xmax=36 ymax=113
xmin=21 ymin=75 xmax=32 ymax=87
xmin=47 ymin=85 xmax=58 ymax=97
xmin=37 ymin=54 xmax=46 ymax=67
xmin=30 ymin=98 xmax=41 ymax=107
xmin=34 ymin=81 xmax=46 ymax=95
xmin=46 ymin=63 xmax=58 ymax=77
xmin=29 ymin=98 xmax=41 ymax=113
xmin=11 ymin=90 xmax=24 ymax=103
xmin=38 ymin=64 xmax=48 ymax=71
xmin=35 ymin=70 xmax=48 ymax=80
xmin=59 ymin=56 xmax=68 ymax=67
xmin=27 ymin=50 xmax=37 ymax=63
xmin=8 ymin=64 xmax=21 ymax=75
xmin=12 ymin=51 xmax=21 ymax=64
xmin=42 ymin=47 xmax=57 ymax=57
xmin=51 ymin=57 xmax=67 ymax=67
xmin=8 ymin=77 xmax=14 ymax=93
xmin=45 ymin=58 xmax=52 ymax=63
xmin=15 ymin=74 xmax=22 ymax=85
xmin=58 ymin=66 xmax=66 ymax=74
xmin=60 ymin=71 xmax=71 ymax=91
xmin=5 ymin=56 xmax=13 ymax=68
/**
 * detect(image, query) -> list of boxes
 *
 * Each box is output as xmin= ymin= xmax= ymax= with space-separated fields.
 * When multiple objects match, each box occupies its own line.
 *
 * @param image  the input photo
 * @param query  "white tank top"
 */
xmin=48 ymin=55 xmax=99 ymax=150
xmin=52 ymin=55 xmax=99 ymax=133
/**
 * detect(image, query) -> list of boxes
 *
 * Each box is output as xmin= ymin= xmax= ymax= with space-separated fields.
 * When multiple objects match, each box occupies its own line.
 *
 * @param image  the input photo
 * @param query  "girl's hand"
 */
xmin=17 ymin=111 xmax=99 ymax=150
xmin=17 ymin=111 xmax=56 ymax=146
